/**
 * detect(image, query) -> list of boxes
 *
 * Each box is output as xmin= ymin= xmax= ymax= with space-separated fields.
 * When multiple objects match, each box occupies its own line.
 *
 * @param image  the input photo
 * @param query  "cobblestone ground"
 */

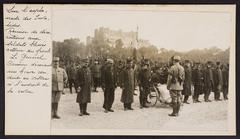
xmin=51 ymin=86 xmax=228 ymax=134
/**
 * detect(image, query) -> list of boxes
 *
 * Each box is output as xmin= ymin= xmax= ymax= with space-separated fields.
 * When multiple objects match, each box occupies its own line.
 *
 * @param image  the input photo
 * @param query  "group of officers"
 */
xmin=52 ymin=55 xmax=229 ymax=119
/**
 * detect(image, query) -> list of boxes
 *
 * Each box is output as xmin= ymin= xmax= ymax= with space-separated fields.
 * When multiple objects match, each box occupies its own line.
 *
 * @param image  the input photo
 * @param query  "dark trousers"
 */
xmin=93 ymin=77 xmax=101 ymax=90
xmin=139 ymin=87 xmax=150 ymax=106
xmin=183 ymin=95 xmax=189 ymax=102
xmin=103 ymin=87 xmax=115 ymax=110
xmin=193 ymin=93 xmax=199 ymax=101
xmin=79 ymin=103 xmax=88 ymax=113
xmin=223 ymin=86 xmax=228 ymax=99
xmin=204 ymin=88 xmax=211 ymax=101
xmin=124 ymin=103 xmax=132 ymax=109
xmin=69 ymin=79 xmax=77 ymax=93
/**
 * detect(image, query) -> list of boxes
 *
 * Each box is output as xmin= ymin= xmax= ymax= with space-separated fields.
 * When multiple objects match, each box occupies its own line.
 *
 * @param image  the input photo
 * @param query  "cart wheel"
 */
xmin=147 ymin=91 xmax=158 ymax=106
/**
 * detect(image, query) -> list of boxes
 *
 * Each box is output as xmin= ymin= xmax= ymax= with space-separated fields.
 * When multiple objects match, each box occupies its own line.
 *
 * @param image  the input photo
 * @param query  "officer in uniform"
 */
xmin=203 ymin=61 xmax=214 ymax=102
xmin=76 ymin=59 xmax=92 ymax=116
xmin=213 ymin=62 xmax=223 ymax=101
xmin=101 ymin=59 xmax=117 ymax=113
xmin=52 ymin=57 xmax=68 ymax=119
xmin=66 ymin=61 xmax=77 ymax=94
xmin=167 ymin=56 xmax=185 ymax=117
xmin=182 ymin=60 xmax=192 ymax=104
xmin=138 ymin=59 xmax=151 ymax=108
xmin=121 ymin=58 xmax=135 ymax=110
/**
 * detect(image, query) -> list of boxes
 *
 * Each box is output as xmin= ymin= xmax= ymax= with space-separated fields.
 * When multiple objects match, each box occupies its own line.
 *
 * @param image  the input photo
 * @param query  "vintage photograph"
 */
xmin=50 ymin=5 xmax=235 ymax=135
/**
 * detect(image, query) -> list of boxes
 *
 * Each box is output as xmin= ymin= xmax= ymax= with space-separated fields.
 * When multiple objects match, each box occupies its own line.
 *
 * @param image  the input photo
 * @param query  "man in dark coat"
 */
xmin=203 ymin=61 xmax=214 ymax=102
xmin=192 ymin=63 xmax=204 ymax=103
xmin=76 ymin=59 xmax=92 ymax=116
xmin=138 ymin=59 xmax=151 ymax=108
xmin=121 ymin=59 xmax=135 ymax=110
xmin=66 ymin=61 xmax=77 ymax=94
xmin=222 ymin=64 xmax=229 ymax=100
xmin=213 ymin=62 xmax=223 ymax=101
xmin=101 ymin=59 xmax=117 ymax=113
xmin=182 ymin=60 xmax=192 ymax=104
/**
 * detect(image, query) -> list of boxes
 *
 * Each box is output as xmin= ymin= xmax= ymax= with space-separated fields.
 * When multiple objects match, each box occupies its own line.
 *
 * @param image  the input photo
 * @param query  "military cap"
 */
xmin=216 ymin=61 xmax=221 ymax=65
xmin=126 ymin=58 xmax=132 ymax=63
xmin=173 ymin=55 xmax=181 ymax=61
xmin=53 ymin=57 xmax=60 ymax=62
xmin=206 ymin=61 xmax=212 ymax=64
xmin=184 ymin=60 xmax=190 ymax=63
xmin=107 ymin=58 xmax=114 ymax=64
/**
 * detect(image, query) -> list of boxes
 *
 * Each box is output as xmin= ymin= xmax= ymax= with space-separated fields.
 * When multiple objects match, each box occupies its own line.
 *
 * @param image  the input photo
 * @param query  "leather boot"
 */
xmin=83 ymin=103 xmax=90 ymax=115
xmin=79 ymin=103 xmax=83 ymax=116
xmin=169 ymin=103 xmax=177 ymax=116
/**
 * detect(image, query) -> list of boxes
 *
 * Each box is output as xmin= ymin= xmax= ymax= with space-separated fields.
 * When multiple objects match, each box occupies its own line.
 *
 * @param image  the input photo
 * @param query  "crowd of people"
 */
xmin=51 ymin=55 xmax=229 ymax=119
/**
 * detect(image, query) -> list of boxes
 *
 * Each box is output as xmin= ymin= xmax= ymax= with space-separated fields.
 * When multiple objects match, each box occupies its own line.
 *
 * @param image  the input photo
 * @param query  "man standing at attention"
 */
xmin=101 ymin=59 xmax=117 ymax=113
xmin=121 ymin=58 xmax=135 ymax=110
xmin=52 ymin=57 xmax=68 ymax=119
xmin=76 ymin=59 xmax=92 ymax=116
xmin=167 ymin=56 xmax=185 ymax=117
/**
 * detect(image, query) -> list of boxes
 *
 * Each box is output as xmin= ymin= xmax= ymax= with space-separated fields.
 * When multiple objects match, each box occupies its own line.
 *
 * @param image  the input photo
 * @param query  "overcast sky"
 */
xmin=52 ymin=8 xmax=232 ymax=52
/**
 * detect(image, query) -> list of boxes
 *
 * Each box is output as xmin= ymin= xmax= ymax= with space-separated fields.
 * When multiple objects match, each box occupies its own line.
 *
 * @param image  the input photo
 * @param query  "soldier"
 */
xmin=52 ymin=57 xmax=68 ymax=119
xmin=182 ymin=60 xmax=192 ymax=104
xmin=101 ymin=59 xmax=117 ymax=113
xmin=76 ymin=59 xmax=92 ymax=116
xmin=222 ymin=64 xmax=229 ymax=100
xmin=66 ymin=61 xmax=77 ymax=94
xmin=121 ymin=59 xmax=135 ymax=110
xmin=213 ymin=62 xmax=223 ymax=101
xmin=203 ymin=61 xmax=214 ymax=102
xmin=167 ymin=56 xmax=185 ymax=117
xmin=91 ymin=60 xmax=102 ymax=92
xmin=192 ymin=63 xmax=204 ymax=103
xmin=138 ymin=59 xmax=151 ymax=108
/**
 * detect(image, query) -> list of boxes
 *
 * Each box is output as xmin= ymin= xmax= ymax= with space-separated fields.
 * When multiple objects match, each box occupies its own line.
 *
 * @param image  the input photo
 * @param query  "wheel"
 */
xmin=147 ymin=91 xmax=158 ymax=106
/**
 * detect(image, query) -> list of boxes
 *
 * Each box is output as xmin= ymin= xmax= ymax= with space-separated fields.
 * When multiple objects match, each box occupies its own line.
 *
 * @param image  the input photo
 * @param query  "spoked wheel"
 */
xmin=147 ymin=91 xmax=158 ymax=106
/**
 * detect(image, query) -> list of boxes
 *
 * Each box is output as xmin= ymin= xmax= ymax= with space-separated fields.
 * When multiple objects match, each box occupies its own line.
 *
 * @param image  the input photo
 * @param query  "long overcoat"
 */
xmin=192 ymin=69 xmax=204 ymax=95
xmin=182 ymin=66 xmax=192 ymax=96
xmin=76 ymin=66 xmax=92 ymax=103
xmin=120 ymin=68 xmax=135 ymax=103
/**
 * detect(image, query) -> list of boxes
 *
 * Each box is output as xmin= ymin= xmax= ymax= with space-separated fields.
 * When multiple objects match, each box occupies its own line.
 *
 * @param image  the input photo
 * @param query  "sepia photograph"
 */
xmin=50 ymin=5 xmax=235 ymax=135
xmin=3 ymin=4 xmax=236 ymax=135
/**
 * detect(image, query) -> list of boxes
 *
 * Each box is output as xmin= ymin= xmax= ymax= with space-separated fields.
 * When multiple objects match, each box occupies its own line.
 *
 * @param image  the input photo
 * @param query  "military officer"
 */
xmin=66 ymin=61 xmax=77 ymax=94
xmin=121 ymin=59 xmax=135 ymax=110
xmin=182 ymin=60 xmax=192 ymax=104
xmin=192 ymin=63 xmax=204 ymax=103
xmin=76 ymin=59 xmax=92 ymax=116
xmin=91 ymin=59 xmax=102 ymax=92
xmin=138 ymin=59 xmax=151 ymax=108
xmin=52 ymin=57 xmax=68 ymax=119
xmin=203 ymin=61 xmax=214 ymax=102
xmin=222 ymin=64 xmax=229 ymax=100
xmin=167 ymin=56 xmax=185 ymax=117
xmin=213 ymin=62 xmax=223 ymax=101
xmin=101 ymin=59 xmax=117 ymax=113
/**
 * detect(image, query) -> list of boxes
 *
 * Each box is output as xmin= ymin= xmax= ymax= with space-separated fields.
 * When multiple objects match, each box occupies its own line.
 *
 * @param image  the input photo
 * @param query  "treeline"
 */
xmin=53 ymin=38 xmax=230 ymax=65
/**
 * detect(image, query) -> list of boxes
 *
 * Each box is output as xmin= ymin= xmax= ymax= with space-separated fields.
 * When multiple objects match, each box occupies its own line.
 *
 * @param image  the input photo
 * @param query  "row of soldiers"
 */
xmin=52 ymin=56 xmax=229 ymax=119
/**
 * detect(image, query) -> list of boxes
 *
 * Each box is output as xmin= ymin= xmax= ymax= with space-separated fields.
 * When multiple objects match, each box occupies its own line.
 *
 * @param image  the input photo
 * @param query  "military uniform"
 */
xmin=222 ymin=64 xmax=229 ymax=100
xmin=203 ymin=61 xmax=214 ymax=102
xmin=91 ymin=61 xmax=101 ymax=92
xmin=121 ymin=59 xmax=135 ymax=110
xmin=138 ymin=61 xmax=151 ymax=108
xmin=76 ymin=60 xmax=92 ymax=116
xmin=192 ymin=65 xmax=204 ymax=103
xmin=167 ymin=56 xmax=185 ymax=116
xmin=182 ymin=61 xmax=192 ymax=103
xmin=66 ymin=63 xmax=77 ymax=94
xmin=101 ymin=59 xmax=116 ymax=112
xmin=52 ymin=57 xmax=68 ymax=119
xmin=213 ymin=62 xmax=223 ymax=101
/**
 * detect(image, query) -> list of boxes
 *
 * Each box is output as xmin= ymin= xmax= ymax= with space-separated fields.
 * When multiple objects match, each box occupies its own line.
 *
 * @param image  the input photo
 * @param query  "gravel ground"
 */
xmin=51 ymin=87 xmax=228 ymax=133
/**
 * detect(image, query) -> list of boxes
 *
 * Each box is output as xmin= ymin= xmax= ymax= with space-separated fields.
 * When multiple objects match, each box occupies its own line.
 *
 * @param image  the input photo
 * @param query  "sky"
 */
xmin=52 ymin=8 xmax=232 ymax=52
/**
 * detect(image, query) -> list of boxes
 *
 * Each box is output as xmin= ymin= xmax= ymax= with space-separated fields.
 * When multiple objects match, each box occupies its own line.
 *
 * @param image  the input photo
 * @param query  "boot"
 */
xmin=169 ymin=103 xmax=177 ymax=116
xmin=53 ymin=103 xmax=60 ymax=119
xmin=79 ymin=103 xmax=83 ymax=116
xmin=83 ymin=103 xmax=90 ymax=115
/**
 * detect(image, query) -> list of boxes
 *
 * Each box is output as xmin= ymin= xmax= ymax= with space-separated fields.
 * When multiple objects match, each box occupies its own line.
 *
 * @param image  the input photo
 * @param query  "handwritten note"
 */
xmin=4 ymin=4 xmax=52 ymax=135
xmin=4 ymin=5 xmax=51 ymax=95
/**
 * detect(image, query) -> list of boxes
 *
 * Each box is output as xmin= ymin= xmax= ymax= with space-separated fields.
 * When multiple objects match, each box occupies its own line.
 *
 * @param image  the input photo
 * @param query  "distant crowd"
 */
xmin=52 ymin=56 xmax=229 ymax=118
